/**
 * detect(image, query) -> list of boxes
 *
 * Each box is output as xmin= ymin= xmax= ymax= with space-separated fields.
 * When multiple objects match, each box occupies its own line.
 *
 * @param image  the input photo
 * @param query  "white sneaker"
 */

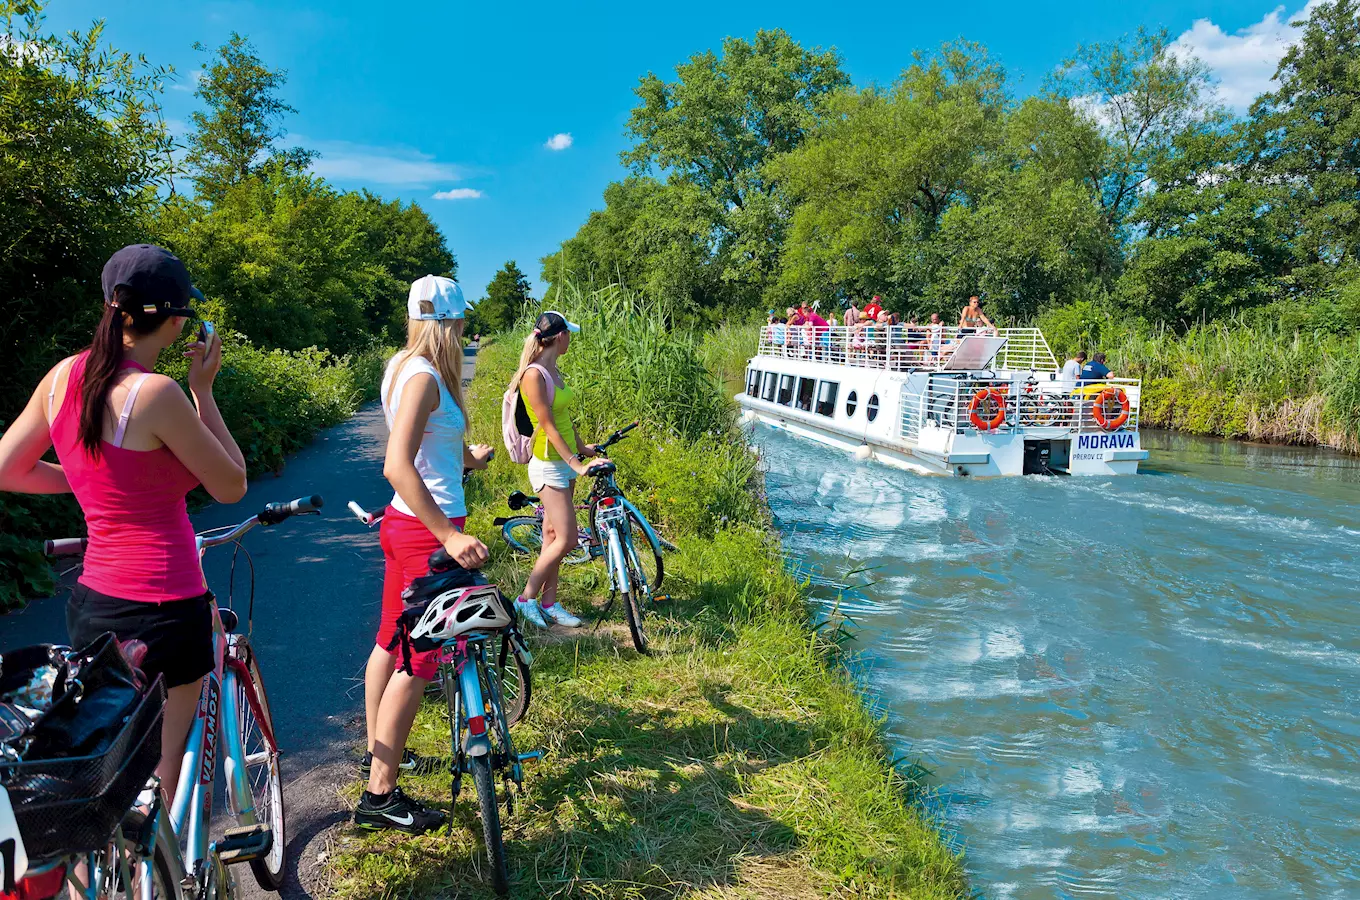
xmin=540 ymin=603 xmax=583 ymax=628
xmin=514 ymin=598 xmax=547 ymax=628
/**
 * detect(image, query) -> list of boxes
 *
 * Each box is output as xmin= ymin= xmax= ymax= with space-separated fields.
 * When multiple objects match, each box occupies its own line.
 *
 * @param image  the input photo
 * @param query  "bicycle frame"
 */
xmin=167 ymin=518 xmax=279 ymax=891
xmin=442 ymin=635 xmax=528 ymax=788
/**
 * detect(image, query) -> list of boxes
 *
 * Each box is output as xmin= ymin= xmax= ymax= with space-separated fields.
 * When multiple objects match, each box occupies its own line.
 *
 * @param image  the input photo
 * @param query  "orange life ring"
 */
xmin=1091 ymin=387 xmax=1131 ymax=431
xmin=968 ymin=388 xmax=1007 ymax=431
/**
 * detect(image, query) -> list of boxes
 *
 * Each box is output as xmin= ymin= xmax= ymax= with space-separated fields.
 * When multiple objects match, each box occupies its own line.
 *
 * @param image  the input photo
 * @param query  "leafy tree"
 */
xmin=1050 ymin=28 xmax=1216 ymax=240
xmin=773 ymin=42 xmax=1110 ymax=319
xmin=155 ymin=165 xmax=377 ymax=355
xmin=185 ymin=32 xmax=313 ymax=202
xmin=542 ymin=177 xmax=719 ymax=310
xmin=1247 ymin=0 xmax=1360 ymax=290
xmin=339 ymin=191 xmax=456 ymax=341
xmin=1 ymin=1 xmax=175 ymax=414
xmin=472 ymin=261 xmax=534 ymax=334
xmin=553 ymin=29 xmax=849 ymax=310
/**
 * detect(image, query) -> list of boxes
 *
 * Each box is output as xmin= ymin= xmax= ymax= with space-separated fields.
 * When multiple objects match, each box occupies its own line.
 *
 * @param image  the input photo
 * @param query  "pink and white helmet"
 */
xmin=409 ymin=585 xmax=512 ymax=648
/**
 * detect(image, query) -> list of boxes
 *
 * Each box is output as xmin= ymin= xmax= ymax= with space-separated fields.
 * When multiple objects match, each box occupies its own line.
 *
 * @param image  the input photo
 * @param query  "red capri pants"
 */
xmin=376 ymin=506 xmax=466 ymax=680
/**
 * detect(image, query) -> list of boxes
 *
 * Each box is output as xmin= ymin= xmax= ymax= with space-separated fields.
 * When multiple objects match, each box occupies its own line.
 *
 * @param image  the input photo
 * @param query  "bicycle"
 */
xmin=375 ymin=544 xmax=538 ymax=897
xmin=12 ymin=493 xmax=324 ymax=899
xmin=345 ymin=502 xmax=533 ymax=728
xmin=494 ymin=423 xmax=669 ymax=654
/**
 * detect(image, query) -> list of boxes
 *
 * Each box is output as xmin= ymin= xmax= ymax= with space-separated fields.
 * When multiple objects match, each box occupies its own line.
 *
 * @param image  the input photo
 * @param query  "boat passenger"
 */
xmin=959 ymin=296 xmax=993 ymax=334
xmin=509 ymin=311 xmax=608 ymax=630
xmin=863 ymin=295 xmax=883 ymax=322
xmin=1061 ymin=350 xmax=1087 ymax=382
xmin=361 ymin=274 xmax=492 ymax=834
xmin=0 ymin=244 xmax=248 ymax=806
xmin=842 ymin=298 xmax=861 ymax=328
xmin=927 ymin=313 xmax=945 ymax=361
xmin=1080 ymin=351 xmax=1113 ymax=383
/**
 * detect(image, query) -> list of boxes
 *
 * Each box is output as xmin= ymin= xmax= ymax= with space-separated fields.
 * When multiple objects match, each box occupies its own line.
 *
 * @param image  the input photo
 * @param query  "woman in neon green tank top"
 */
xmin=507 ymin=311 xmax=610 ymax=629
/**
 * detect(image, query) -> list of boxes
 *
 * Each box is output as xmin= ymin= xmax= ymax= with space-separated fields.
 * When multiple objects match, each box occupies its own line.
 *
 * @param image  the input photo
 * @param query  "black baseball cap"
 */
xmin=101 ymin=244 xmax=203 ymax=317
xmin=534 ymin=310 xmax=580 ymax=340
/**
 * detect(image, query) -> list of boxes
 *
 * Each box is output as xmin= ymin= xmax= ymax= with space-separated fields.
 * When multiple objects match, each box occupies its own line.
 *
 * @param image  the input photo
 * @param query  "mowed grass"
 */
xmin=320 ymin=291 xmax=966 ymax=899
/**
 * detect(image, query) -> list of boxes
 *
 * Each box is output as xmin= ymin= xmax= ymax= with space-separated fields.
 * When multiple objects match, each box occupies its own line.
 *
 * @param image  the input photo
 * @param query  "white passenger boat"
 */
xmin=737 ymin=324 xmax=1147 ymax=476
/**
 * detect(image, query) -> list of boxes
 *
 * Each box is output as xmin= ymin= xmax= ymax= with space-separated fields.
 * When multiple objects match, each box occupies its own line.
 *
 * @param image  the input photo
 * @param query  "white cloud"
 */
xmin=1171 ymin=2 xmax=1323 ymax=111
xmin=544 ymin=132 xmax=573 ymax=151
xmin=431 ymin=188 xmax=483 ymax=200
xmin=171 ymin=70 xmax=204 ymax=93
xmin=303 ymin=139 xmax=464 ymax=185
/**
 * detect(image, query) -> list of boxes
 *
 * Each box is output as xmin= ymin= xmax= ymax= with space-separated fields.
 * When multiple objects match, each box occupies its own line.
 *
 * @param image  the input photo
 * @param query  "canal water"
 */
xmin=755 ymin=427 xmax=1360 ymax=899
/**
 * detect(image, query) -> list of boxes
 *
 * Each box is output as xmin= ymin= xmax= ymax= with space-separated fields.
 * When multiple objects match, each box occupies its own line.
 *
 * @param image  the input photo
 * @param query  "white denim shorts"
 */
xmin=528 ymin=456 xmax=575 ymax=492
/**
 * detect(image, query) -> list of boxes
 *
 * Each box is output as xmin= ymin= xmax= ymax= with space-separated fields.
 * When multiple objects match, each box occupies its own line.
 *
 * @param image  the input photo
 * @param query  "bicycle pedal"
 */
xmin=215 ymin=824 xmax=272 ymax=864
xmin=517 ymin=750 xmax=542 ymax=763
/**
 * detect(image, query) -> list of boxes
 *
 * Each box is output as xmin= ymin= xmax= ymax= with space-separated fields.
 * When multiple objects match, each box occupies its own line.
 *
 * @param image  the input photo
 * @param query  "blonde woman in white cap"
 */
xmin=356 ymin=275 xmax=494 ymax=834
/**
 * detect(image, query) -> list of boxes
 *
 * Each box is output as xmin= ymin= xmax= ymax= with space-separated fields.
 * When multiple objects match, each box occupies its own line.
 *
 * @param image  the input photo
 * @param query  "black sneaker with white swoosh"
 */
xmin=353 ymin=786 xmax=446 ymax=835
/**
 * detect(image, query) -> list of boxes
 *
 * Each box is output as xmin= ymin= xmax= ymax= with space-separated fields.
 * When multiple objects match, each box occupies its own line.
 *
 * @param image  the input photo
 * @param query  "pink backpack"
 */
xmin=501 ymin=363 xmax=555 ymax=464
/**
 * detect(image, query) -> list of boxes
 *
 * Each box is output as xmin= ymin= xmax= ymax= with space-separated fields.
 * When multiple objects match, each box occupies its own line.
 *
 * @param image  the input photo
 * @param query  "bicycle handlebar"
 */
xmin=44 ymin=538 xmax=88 ymax=557
xmin=258 ymin=494 xmax=323 ymax=526
xmin=597 ymin=421 xmax=639 ymax=453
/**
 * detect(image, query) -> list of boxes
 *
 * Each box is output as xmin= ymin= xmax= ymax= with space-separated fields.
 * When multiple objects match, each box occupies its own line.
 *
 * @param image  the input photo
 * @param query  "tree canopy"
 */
xmin=471 ymin=261 xmax=534 ymax=334
xmin=547 ymin=1 xmax=1360 ymax=331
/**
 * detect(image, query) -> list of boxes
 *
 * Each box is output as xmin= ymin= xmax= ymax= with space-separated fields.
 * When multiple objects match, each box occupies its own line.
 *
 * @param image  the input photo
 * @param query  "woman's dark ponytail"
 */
xmin=78 ymin=287 xmax=170 ymax=458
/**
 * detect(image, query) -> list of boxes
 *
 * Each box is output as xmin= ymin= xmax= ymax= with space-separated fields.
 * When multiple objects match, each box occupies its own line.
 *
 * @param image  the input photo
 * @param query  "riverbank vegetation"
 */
xmin=320 ymin=286 xmax=967 ymax=899
xmin=0 ymin=6 xmax=447 ymax=607
xmin=544 ymin=2 xmax=1360 ymax=451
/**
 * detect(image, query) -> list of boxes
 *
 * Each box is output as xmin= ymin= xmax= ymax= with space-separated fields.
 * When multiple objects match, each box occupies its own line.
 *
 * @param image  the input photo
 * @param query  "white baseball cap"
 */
xmin=407 ymin=275 xmax=476 ymax=320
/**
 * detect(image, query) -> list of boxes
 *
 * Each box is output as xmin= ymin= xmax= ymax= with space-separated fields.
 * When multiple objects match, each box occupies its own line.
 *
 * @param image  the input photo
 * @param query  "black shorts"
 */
xmin=66 ymin=584 xmax=214 ymax=688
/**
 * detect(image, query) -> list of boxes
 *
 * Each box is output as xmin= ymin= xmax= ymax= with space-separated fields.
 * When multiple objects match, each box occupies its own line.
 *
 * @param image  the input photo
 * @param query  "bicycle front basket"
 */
xmin=0 ymin=677 xmax=165 ymax=862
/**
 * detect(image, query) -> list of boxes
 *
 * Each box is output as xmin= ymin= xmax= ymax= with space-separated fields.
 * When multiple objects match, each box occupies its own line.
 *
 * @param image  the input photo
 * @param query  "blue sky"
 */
xmin=44 ymin=0 xmax=1311 ymax=300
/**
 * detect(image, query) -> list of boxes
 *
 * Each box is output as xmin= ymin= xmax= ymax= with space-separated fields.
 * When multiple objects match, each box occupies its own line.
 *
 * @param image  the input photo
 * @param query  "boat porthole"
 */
xmin=845 ymin=391 xmax=858 ymax=417
xmin=867 ymin=394 xmax=880 ymax=422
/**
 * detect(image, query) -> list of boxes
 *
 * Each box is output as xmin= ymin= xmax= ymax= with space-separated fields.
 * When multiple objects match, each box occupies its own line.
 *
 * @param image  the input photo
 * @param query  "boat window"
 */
xmin=746 ymin=367 xmax=760 ymax=396
xmin=867 ymin=393 xmax=880 ymax=422
xmin=816 ymin=381 xmax=838 ymax=417
xmin=761 ymin=371 xmax=777 ymax=402
xmin=845 ymin=390 xmax=858 ymax=417
xmin=777 ymin=374 xmax=795 ymax=406
xmin=796 ymin=377 xmax=816 ymax=412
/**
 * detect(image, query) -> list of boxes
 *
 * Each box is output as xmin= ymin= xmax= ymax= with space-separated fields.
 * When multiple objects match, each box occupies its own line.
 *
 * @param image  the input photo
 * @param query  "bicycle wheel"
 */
xmin=471 ymin=755 xmax=510 ymax=896
xmin=620 ymin=561 xmax=650 ymax=656
xmin=502 ymin=516 xmax=588 ymax=564
xmin=624 ymin=510 xmax=665 ymax=594
xmin=93 ymin=810 xmax=177 ymax=899
xmin=227 ymin=642 xmax=286 ymax=892
xmin=495 ymin=636 xmax=532 ymax=727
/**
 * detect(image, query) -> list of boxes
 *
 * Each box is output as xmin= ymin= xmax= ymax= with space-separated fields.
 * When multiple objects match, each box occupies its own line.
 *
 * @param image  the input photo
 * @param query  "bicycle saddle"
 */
xmin=586 ymin=461 xmax=616 ymax=477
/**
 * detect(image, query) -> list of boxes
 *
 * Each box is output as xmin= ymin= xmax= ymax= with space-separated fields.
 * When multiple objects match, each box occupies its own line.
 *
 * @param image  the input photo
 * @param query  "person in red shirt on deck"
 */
xmin=863 ymin=295 xmax=883 ymax=322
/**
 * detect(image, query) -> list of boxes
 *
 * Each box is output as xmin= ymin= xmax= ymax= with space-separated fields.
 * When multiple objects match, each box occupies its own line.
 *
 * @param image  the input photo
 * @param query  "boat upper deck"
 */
xmin=757 ymin=324 xmax=1058 ymax=374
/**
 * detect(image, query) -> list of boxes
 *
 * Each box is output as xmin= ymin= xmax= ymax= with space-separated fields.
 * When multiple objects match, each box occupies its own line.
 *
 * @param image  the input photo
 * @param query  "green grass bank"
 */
xmin=0 ymin=334 xmax=388 ymax=611
xmin=320 ymin=287 xmax=966 ymax=899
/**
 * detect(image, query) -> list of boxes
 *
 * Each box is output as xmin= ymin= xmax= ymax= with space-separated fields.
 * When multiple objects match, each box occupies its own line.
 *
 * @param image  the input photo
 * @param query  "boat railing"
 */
xmin=902 ymin=374 xmax=1142 ymax=439
xmin=757 ymin=324 xmax=1059 ymax=373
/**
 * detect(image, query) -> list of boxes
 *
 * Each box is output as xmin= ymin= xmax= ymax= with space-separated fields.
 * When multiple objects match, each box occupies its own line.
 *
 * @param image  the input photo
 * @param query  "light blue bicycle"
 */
xmin=39 ymin=494 xmax=323 ymax=898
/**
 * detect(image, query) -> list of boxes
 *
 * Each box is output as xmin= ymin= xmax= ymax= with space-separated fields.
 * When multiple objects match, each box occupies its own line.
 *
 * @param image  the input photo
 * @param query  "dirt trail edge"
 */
xmin=2 ymin=403 xmax=393 ymax=898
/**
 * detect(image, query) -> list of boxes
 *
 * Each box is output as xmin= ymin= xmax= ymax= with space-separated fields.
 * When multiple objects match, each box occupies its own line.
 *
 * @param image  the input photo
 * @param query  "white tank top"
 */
xmin=381 ymin=353 xmax=467 ymax=519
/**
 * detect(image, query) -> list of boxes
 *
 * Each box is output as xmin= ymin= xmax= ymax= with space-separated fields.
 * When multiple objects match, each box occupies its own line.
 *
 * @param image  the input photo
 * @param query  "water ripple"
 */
xmin=755 ymin=424 xmax=1360 ymax=900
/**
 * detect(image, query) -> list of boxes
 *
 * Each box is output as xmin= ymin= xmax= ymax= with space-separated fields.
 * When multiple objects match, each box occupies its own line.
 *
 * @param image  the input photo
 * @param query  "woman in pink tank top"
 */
xmin=0 ymin=244 xmax=249 ymax=801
